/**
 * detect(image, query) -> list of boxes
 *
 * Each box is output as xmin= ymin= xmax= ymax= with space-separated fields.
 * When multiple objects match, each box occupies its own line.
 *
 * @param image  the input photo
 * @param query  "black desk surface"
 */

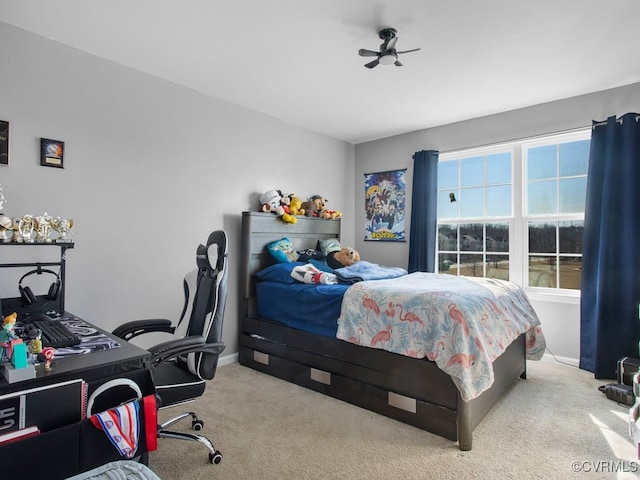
xmin=0 ymin=311 xmax=150 ymax=396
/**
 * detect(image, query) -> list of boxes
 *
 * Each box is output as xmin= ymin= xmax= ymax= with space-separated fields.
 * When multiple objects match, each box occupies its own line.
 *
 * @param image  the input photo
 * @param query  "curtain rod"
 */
xmin=440 ymin=113 xmax=639 ymax=155
xmin=440 ymin=125 xmax=591 ymax=155
xmin=592 ymin=113 xmax=640 ymax=128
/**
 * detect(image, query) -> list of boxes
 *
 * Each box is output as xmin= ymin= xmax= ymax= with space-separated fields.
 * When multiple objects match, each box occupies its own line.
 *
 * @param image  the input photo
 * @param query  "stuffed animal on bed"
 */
xmin=290 ymin=263 xmax=337 ymax=285
xmin=327 ymin=247 xmax=360 ymax=269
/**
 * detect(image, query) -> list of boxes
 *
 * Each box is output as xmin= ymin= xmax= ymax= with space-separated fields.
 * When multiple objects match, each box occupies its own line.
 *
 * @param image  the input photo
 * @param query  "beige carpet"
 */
xmin=149 ymin=358 xmax=639 ymax=480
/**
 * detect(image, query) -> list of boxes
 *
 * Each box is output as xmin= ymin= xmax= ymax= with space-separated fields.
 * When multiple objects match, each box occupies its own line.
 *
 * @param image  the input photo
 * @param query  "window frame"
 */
xmin=521 ymin=129 xmax=590 ymax=296
xmin=436 ymin=128 xmax=590 ymax=300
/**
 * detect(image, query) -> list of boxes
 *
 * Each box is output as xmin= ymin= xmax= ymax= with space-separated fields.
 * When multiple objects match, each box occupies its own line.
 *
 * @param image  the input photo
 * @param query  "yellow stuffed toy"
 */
xmin=288 ymin=195 xmax=306 ymax=216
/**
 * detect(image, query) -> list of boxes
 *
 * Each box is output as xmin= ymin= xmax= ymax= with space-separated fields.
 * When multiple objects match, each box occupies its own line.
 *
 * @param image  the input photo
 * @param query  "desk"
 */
xmin=0 ymin=312 xmax=150 ymax=396
xmin=0 ymin=312 xmax=153 ymax=480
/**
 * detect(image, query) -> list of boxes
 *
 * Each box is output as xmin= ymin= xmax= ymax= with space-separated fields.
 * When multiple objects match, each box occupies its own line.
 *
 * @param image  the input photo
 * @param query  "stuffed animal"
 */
xmin=278 ymin=190 xmax=292 ymax=213
xmin=327 ymin=247 xmax=360 ymax=269
xmin=288 ymin=195 xmax=305 ymax=216
xmin=320 ymin=209 xmax=342 ymax=220
xmin=301 ymin=195 xmax=327 ymax=217
xmin=290 ymin=264 xmax=337 ymax=285
xmin=260 ymin=190 xmax=296 ymax=224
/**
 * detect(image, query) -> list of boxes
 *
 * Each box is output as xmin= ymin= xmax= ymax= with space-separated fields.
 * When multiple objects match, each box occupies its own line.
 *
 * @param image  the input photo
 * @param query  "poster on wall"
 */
xmin=364 ymin=168 xmax=406 ymax=241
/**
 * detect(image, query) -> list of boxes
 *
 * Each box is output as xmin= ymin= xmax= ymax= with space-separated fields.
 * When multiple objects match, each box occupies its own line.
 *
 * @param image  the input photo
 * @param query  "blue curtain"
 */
xmin=580 ymin=113 xmax=640 ymax=378
xmin=408 ymin=150 xmax=439 ymax=273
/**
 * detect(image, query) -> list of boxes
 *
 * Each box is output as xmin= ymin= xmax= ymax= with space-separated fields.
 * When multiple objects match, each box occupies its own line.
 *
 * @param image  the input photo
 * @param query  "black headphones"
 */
xmin=18 ymin=268 xmax=61 ymax=306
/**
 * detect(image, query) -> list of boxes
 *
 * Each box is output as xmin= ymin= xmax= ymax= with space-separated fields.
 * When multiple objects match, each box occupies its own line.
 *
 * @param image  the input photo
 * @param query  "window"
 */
xmin=437 ymin=149 xmax=513 ymax=280
xmin=437 ymin=130 xmax=590 ymax=292
xmin=524 ymin=134 xmax=589 ymax=290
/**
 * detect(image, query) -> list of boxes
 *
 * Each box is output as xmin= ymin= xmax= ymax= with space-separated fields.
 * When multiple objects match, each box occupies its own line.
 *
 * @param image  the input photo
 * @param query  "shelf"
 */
xmin=0 ymin=241 xmax=74 ymax=314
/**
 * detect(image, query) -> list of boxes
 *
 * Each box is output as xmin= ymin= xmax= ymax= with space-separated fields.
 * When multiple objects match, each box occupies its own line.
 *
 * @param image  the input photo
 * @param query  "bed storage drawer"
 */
xmin=239 ymin=344 xmax=459 ymax=441
xmin=242 ymin=317 xmax=459 ymax=409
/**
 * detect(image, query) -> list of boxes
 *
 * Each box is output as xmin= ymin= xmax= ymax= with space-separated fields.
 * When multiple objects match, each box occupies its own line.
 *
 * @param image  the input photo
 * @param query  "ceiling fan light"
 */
xmin=379 ymin=54 xmax=396 ymax=65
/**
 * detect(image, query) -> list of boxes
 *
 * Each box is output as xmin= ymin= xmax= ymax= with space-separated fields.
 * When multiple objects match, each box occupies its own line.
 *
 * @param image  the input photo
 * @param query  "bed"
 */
xmin=239 ymin=211 xmax=544 ymax=450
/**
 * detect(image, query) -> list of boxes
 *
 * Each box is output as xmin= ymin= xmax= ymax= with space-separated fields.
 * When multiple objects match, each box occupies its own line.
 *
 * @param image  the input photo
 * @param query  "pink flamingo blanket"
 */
xmin=336 ymin=272 xmax=546 ymax=401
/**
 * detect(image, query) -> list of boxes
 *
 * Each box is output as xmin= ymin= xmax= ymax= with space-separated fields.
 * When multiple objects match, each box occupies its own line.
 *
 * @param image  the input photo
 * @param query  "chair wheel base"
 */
xmin=192 ymin=419 xmax=204 ymax=431
xmin=209 ymin=451 xmax=223 ymax=464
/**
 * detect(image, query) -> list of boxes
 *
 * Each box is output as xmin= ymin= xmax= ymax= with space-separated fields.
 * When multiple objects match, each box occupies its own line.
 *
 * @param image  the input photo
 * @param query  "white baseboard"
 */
xmin=541 ymin=352 xmax=579 ymax=367
xmin=219 ymin=352 xmax=238 ymax=367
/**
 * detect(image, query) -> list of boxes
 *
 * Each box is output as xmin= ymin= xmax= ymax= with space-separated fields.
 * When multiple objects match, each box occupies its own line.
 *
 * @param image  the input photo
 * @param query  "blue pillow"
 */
xmin=254 ymin=262 xmax=305 ymax=284
xmin=267 ymin=237 xmax=299 ymax=263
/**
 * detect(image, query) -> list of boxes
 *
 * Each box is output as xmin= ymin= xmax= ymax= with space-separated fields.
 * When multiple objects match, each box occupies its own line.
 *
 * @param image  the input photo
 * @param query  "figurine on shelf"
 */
xmin=17 ymin=214 xmax=35 ymax=243
xmin=0 ymin=312 xmax=19 ymax=362
xmin=35 ymin=212 xmax=53 ymax=243
xmin=51 ymin=217 xmax=74 ymax=242
xmin=0 ymin=214 xmax=11 ymax=243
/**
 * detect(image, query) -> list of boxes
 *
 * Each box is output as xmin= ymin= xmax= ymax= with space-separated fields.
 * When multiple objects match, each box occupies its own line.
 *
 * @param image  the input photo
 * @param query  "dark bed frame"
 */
xmin=239 ymin=211 xmax=526 ymax=450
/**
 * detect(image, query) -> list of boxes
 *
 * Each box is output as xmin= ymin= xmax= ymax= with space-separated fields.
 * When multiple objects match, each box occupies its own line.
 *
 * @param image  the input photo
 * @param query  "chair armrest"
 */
xmin=147 ymin=335 xmax=226 ymax=368
xmin=112 ymin=319 xmax=175 ymax=341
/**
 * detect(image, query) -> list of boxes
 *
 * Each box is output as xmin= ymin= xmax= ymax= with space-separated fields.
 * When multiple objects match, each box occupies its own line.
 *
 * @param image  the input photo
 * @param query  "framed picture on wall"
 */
xmin=40 ymin=138 xmax=64 ymax=168
xmin=0 ymin=120 xmax=8 ymax=166
xmin=364 ymin=168 xmax=407 ymax=241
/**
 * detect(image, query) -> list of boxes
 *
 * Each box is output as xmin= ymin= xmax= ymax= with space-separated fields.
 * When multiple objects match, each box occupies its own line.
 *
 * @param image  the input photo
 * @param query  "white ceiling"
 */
xmin=2 ymin=0 xmax=640 ymax=144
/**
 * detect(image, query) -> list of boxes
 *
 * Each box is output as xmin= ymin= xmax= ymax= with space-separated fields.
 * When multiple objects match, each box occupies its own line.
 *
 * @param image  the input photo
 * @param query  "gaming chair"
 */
xmin=113 ymin=230 xmax=228 ymax=465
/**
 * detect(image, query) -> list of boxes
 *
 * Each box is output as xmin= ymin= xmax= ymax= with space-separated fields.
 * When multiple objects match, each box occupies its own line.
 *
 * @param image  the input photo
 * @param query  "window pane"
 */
xmin=559 ymin=221 xmax=583 ymax=254
xmin=486 ymin=223 xmax=509 ymax=252
xmin=437 ymin=224 xmax=458 ymax=251
xmin=486 ymin=153 xmax=511 ymax=185
xmin=529 ymin=222 xmax=556 ymax=254
xmin=460 ymin=188 xmax=484 ymax=217
xmin=438 ymin=190 xmax=459 ymax=219
xmin=460 ymin=224 xmax=483 ymax=252
xmin=486 ymin=185 xmax=511 ymax=217
xmin=559 ymin=177 xmax=587 ymax=213
xmin=486 ymin=255 xmax=510 ymax=281
xmin=559 ymin=140 xmax=590 ymax=177
xmin=460 ymin=254 xmax=484 ymax=277
xmin=438 ymin=160 xmax=459 ymax=189
xmin=559 ymin=256 xmax=582 ymax=289
xmin=528 ymin=256 xmax=557 ymax=288
xmin=528 ymin=180 xmax=557 ymax=215
xmin=528 ymin=145 xmax=557 ymax=180
xmin=438 ymin=253 xmax=456 ymax=274
xmin=461 ymin=156 xmax=483 ymax=187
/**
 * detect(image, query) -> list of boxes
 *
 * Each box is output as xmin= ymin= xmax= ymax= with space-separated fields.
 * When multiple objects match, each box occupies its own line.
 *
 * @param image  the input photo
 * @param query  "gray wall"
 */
xmin=3 ymin=19 xmax=639 ymax=364
xmin=0 ymin=22 xmax=355 ymax=357
xmin=354 ymin=82 xmax=640 ymax=361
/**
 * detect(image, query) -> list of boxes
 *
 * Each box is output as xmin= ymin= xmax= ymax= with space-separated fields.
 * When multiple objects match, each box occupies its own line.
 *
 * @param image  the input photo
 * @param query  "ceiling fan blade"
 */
xmin=364 ymin=59 xmax=380 ymax=69
xmin=396 ymin=48 xmax=421 ymax=55
xmin=358 ymin=48 xmax=380 ymax=57
xmin=384 ymin=36 xmax=398 ymax=51
xmin=394 ymin=60 xmax=404 ymax=67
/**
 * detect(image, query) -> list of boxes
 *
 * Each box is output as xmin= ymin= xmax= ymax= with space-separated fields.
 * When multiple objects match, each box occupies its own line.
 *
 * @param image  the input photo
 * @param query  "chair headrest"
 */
xmin=196 ymin=230 xmax=228 ymax=273
xmin=196 ymin=244 xmax=214 ymax=271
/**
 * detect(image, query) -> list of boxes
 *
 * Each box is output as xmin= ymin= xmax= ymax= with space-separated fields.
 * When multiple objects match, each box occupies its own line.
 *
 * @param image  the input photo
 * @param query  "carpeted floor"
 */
xmin=148 ymin=358 xmax=639 ymax=479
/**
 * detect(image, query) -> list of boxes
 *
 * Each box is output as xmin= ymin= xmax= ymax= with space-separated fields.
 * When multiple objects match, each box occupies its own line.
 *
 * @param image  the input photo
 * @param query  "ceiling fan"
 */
xmin=358 ymin=27 xmax=421 ymax=69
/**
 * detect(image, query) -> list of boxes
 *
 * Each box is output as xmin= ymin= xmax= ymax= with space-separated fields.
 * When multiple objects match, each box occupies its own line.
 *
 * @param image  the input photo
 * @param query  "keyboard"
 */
xmin=25 ymin=317 xmax=82 ymax=348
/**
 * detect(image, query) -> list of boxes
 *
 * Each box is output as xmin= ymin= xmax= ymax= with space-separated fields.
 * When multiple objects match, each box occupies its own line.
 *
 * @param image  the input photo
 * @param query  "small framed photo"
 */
xmin=0 ymin=120 xmax=8 ymax=166
xmin=40 ymin=138 xmax=64 ymax=168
